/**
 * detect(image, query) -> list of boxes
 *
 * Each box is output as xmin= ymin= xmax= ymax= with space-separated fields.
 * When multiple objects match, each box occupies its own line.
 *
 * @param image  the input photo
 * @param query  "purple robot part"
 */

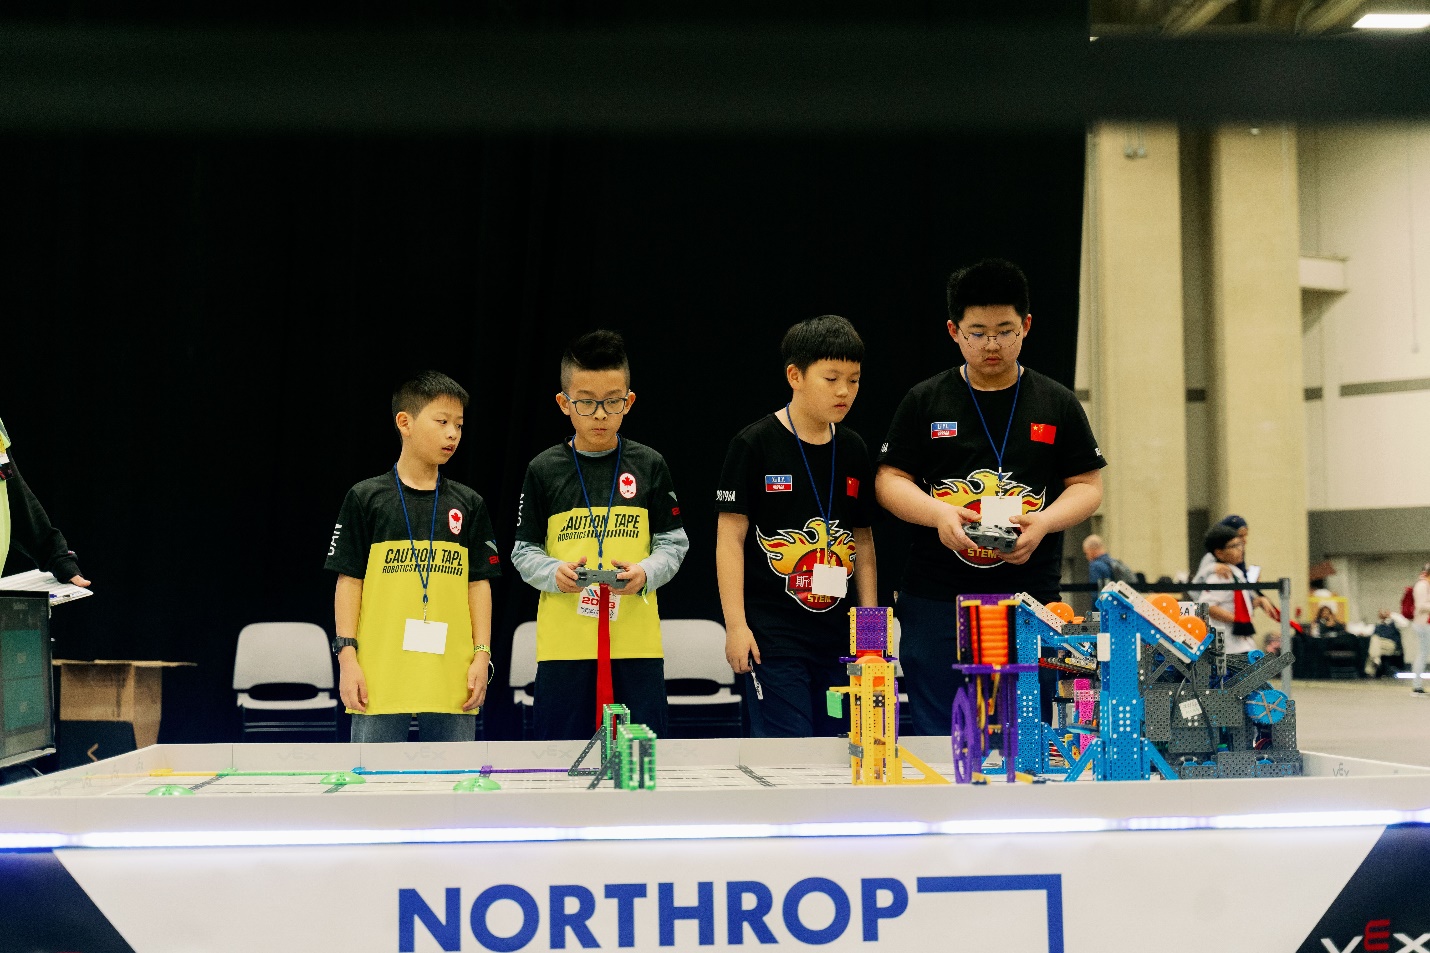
xmin=852 ymin=606 xmax=890 ymax=652
xmin=955 ymin=594 xmax=1015 ymax=663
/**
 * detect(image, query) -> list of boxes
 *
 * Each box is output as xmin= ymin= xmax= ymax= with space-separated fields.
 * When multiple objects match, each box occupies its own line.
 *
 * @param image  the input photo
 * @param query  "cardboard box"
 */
xmin=53 ymin=659 xmax=194 ymax=749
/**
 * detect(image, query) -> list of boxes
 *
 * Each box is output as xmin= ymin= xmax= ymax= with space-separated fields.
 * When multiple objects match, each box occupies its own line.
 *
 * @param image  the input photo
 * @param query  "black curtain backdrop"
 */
xmin=0 ymin=1 xmax=1088 ymax=746
xmin=1 ymin=132 xmax=1084 ymax=743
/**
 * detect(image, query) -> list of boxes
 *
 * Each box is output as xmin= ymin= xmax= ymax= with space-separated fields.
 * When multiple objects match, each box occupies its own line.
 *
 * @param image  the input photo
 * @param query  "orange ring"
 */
xmin=1046 ymin=601 xmax=1075 ymax=622
xmin=1149 ymin=593 xmax=1181 ymax=620
xmin=1178 ymin=615 xmax=1208 ymax=641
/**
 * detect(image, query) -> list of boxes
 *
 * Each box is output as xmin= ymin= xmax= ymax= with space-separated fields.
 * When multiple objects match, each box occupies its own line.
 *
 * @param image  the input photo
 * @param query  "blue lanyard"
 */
xmin=393 ymin=466 xmax=441 ymax=620
xmin=570 ymin=436 xmax=623 ymax=570
xmin=963 ymin=364 xmax=1021 ymax=478
xmin=785 ymin=404 xmax=836 ymax=558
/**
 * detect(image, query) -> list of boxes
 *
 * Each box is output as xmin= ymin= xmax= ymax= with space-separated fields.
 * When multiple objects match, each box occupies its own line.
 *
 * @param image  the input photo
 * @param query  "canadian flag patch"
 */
xmin=448 ymin=508 xmax=463 ymax=534
xmin=1030 ymin=423 xmax=1057 ymax=444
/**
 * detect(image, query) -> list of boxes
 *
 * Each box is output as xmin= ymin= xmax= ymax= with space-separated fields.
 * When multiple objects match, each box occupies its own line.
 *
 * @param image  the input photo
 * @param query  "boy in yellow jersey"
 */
xmin=325 ymin=372 xmax=502 ymax=742
xmin=512 ymin=330 xmax=689 ymax=740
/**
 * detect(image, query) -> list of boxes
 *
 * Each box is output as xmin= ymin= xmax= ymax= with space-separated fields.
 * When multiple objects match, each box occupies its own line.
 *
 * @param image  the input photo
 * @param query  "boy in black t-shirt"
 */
xmin=511 ymin=330 xmax=689 ymax=740
xmin=716 ymin=315 xmax=877 ymax=737
xmin=325 ymin=372 xmax=502 ymax=743
xmin=875 ymin=259 xmax=1106 ymax=736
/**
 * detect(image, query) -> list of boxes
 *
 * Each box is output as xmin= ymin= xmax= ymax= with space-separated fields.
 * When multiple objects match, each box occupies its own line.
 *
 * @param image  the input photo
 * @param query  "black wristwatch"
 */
xmin=332 ymin=636 xmax=358 ymax=656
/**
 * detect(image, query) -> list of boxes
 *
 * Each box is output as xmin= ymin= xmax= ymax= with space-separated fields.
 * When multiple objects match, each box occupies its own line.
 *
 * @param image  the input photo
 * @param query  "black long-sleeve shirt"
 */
xmin=1 ymin=448 xmax=82 ymax=584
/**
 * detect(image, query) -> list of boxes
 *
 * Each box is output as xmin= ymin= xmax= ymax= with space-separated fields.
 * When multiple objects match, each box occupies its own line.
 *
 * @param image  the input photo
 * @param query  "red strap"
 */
xmin=595 ymin=582 xmax=614 ymax=726
xmin=1233 ymin=589 xmax=1253 ymax=624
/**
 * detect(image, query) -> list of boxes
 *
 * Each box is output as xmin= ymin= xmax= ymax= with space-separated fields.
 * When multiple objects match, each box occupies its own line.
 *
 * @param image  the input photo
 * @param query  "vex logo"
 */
xmin=1321 ymin=922 xmax=1429 ymax=953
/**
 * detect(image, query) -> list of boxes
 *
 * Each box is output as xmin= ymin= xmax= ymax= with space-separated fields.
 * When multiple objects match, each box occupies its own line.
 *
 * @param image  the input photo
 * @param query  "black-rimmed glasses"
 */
xmin=563 ymin=393 xmax=630 ymax=416
xmin=961 ymin=328 xmax=1021 ymax=348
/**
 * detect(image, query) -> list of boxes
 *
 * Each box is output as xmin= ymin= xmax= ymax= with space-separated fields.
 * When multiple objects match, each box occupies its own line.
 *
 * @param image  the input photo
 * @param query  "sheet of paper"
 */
xmin=0 ymin=569 xmax=94 ymax=604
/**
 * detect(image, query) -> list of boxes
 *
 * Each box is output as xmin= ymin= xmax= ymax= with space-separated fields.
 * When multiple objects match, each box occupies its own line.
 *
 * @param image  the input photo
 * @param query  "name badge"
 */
xmin=810 ymin=562 xmax=849 ymax=599
xmin=577 ymin=586 xmax=621 ymax=621
xmin=403 ymin=618 xmax=449 ymax=655
xmin=978 ymin=494 xmax=1021 ymax=529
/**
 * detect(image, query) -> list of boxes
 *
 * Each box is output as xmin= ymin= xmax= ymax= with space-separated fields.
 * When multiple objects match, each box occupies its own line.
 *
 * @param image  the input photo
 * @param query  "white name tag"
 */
xmin=978 ymin=494 xmax=1021 ymax=529
xmin=577 ymin=586 xmax=621 ymax=621
xmin=403 ymin=618 xmax=449 ymax=655
xmin=810 ymin=562 xmax=849 ymax=599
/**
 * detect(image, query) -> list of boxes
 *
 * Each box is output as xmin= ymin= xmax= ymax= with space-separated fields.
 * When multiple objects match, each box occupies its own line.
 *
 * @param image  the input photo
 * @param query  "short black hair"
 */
xmin=946 ymin=258 xmax=1030 ymax=325
xmin=780 ymin=314 xmax=865 ymax=374
xmin=391 ymin=371 xmax=469 ymax=425
xmin=561 ymin=329 xmax=630 ymax=391
xmin=1203 ymin=522 xmax=1241 ymax=555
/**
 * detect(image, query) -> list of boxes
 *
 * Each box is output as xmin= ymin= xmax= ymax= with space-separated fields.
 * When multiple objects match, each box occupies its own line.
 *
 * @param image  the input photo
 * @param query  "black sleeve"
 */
xmin=464 ymin=494 xmax=502 ymax=581
xmin=846 ymin=431 xmax=877 ymax=528
xmin=714 ymin=431 xmax=755 ymax=515
xmin=1056 ymin=390 xmax=1107 ymax=480
xmin=876 ymin=387 xmax=926 ymax=479
xmin=647 ymin=454 xmax=685 ymax=535
xmin=513 ymin=464 xmax=548 ymax=545
xmin=323 ymin=487 xmax=370 ymax=577
xmin=4 ymin=453 xmax=82 ymax=583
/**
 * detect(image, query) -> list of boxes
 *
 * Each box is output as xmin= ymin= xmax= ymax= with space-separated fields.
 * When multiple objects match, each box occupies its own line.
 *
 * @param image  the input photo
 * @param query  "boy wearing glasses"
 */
xmin=512 ymin=330 xmax=689 ymax=740
xmin=875 ymin=258 xmax=1105 ymax=736
xmin=715 ymin=315 xmax=877 ymax=737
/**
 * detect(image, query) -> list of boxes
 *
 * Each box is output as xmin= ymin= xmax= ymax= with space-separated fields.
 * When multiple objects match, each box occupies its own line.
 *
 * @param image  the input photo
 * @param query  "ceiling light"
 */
xmin=1353 ymin=12 xmax=1430 ymax=28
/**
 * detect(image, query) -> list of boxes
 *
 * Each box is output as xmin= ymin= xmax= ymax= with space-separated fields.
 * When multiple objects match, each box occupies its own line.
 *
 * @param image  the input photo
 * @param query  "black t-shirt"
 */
xmin=716 ymin=414 xmax=875 ymax=659
xmin=877 ymin=365 xmax=1105 ymax=601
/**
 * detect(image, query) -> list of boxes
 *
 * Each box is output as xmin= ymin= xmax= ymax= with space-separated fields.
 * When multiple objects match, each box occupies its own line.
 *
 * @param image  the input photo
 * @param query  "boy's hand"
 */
xmin=610 ymin=560 xmax=646 ymax=596
xmin=69 ymin=575 xmax=91 ymax=588
xmin=725 ymin=623 xmax=761 ymax=674
xmin=936 ymin=504 xmax=980 ymax=554
xmin=555 ymin=557 xmax=589 ymax=594
xmin=463 ymin=651 xmax=491 ymax=711
xmin=999 ymin=512 xmax=1046 ymax=566
xmin=338 ymin=651 xmax=368 ymax=712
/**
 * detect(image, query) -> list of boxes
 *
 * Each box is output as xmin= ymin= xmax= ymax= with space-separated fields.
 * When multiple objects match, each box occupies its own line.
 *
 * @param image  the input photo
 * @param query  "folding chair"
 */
xmin=509 ymin=621 xmax=538 ymax=739
xmin=233 ymin=622 xmax=338 ymax=739
xmin=661 ymin=618 xmax=742 ymax=737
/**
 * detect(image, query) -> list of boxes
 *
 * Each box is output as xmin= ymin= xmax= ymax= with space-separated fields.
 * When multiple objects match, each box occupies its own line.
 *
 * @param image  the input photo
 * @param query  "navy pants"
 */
xmin=533 ymin=658 xmax=669 ymax=740
xmin=746 ymin=655 xmax=849 ymax=738
xmin=895 ymin=591 xmax=1058 ymax=737
xmin=349 ymin=712 xmax=478 ymax=743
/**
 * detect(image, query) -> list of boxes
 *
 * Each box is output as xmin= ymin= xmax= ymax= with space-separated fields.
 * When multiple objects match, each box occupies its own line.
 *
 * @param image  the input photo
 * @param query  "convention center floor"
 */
xmin=1292 ymin=677 xmax=1430 ymax=766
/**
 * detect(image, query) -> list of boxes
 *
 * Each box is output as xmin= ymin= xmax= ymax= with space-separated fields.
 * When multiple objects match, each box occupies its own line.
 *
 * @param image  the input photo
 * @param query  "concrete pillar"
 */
xmin=1085 ymin=123 xmax=1189 ymax=581
xmin=1207 ymin=125 xmax=1309 ymax=601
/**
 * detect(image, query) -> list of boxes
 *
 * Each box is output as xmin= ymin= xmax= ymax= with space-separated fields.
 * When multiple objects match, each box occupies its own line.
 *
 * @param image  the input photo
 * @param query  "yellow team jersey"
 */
xmin=325 ymin=472 xmax=502 ymax=715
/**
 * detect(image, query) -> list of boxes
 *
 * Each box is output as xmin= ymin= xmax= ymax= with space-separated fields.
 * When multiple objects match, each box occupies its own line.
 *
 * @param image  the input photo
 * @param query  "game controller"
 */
xmin=964 ymin=522 xmax=1019 ymax=554
xmin=574 ymin=566 xmax=621 ymax=586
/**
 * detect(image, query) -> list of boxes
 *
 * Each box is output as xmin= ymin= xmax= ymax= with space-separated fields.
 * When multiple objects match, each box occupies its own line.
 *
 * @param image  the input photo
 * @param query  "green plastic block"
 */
xmin=452 ymin=776 xmax=502 ymax=792
xmin=145 ymin=785 xmax=195 ymax=797
xmin=320 ymin=772 xmax=365 ymax=786
xmin=826 ymin=690 xmax=845 ymax=718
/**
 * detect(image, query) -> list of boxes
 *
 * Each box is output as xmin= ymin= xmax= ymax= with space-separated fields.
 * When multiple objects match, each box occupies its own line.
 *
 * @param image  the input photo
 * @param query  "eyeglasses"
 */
xmin=563 ymin=393 xmax=630 ymax=416
xmin=961 ymin=328 xmax=1022 ymax=348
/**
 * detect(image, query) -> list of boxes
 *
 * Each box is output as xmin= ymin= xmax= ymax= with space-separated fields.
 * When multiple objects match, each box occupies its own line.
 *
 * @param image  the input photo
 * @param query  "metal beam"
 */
xmin=1162 ymin=0 xmax=1240 ymax=34
xmin=1299 ymin=0 xmax=1367 ymax=33
xmin=0 ymin=25 xmax=1428 ymax=133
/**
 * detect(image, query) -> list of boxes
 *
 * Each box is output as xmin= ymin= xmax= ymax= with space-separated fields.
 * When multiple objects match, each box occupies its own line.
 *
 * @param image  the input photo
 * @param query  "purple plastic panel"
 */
xmin=954 ymin=594 xmax=1015 ymax=663
xmin=852 ymin=606 xmax=891 ymax=652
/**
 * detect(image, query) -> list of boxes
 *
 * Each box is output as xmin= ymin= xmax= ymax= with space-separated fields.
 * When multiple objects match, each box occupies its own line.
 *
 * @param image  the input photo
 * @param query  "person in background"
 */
xmin=0 ymin=416 xmax=90 ymax=589
xmin=1411 ymin=564 xmax=1430 ymax=695
xmin=1191 ymin=523 xmax=1256 ymax=654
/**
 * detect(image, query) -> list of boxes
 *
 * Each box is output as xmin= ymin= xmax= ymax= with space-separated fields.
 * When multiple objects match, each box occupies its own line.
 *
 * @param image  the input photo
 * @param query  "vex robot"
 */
xmin=950 ymin=582 xmax=1301 ymax=783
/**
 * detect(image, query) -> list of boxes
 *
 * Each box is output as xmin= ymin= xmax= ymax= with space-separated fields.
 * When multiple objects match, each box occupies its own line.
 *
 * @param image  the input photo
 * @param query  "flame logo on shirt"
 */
xmin=931 ymin=468 xmax=1046 ymax=568
xmin=756 ymin=518 xmax=856 ymax=612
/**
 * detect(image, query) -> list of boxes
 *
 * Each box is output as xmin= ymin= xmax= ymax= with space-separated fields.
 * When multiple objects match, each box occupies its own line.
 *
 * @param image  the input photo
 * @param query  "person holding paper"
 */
xmin=510 ymin=330 xmax=688 ymax=741
xmin=0 ymin=417 xmax=89 ymax=589
xmin=875 ymin=258 xmax=1106 ymax=736
xmin=324 ymin=372 xmax=501 ymax=742
xmin=714 ymin=315 xmax=877 ymax=737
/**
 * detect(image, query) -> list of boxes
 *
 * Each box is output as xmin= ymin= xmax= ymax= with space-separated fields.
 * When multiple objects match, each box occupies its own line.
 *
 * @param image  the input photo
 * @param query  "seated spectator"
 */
xmin=1311 ymin=604 xmax=1347 ymax=639
xmin=1366 ymin=608 xmax=1406 ymax=677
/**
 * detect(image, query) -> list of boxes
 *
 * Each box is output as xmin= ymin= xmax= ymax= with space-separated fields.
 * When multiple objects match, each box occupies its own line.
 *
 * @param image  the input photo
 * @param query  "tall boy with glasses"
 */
xmin=512 ymin=330 xmax=689 ymax=739
xmin=715 ymin=314 xmax=877 ymax=737
xmin=874 ymin=258 xmax=1106 ymax=736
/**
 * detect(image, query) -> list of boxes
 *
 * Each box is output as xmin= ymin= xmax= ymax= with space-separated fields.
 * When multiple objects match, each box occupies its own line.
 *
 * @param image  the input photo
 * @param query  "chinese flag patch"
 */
xmin=846 ymin=477 xmax=860 ymax=498
xmin=1030 ymin=423 xmax=1056 ymax=444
